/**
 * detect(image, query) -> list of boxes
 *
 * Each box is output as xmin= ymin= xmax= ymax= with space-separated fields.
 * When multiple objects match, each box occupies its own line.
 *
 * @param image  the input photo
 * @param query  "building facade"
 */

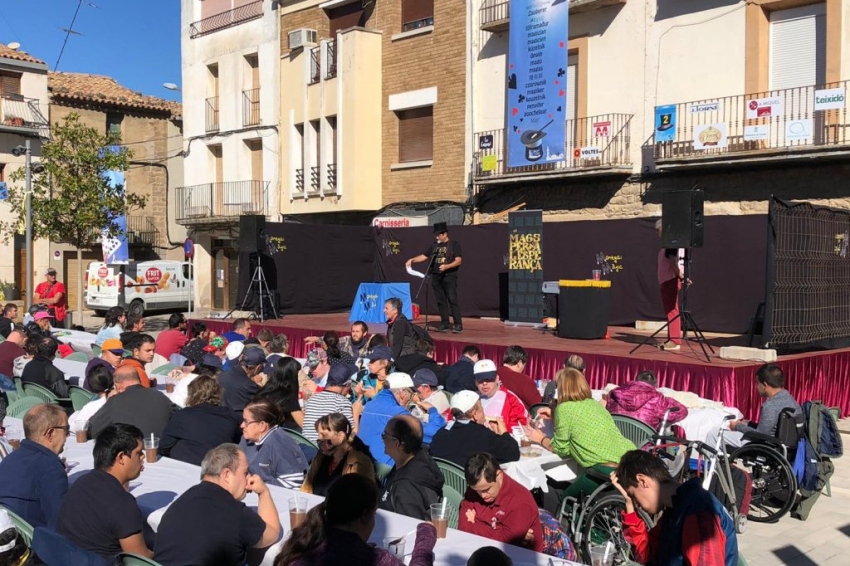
xmin=178 ymin=0 xmax=280 ymax=311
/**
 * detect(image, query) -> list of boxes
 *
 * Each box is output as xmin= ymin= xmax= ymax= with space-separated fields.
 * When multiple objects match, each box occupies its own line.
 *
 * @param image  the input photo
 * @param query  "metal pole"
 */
xmin=24 ymin=139 xmax=32 ymax=311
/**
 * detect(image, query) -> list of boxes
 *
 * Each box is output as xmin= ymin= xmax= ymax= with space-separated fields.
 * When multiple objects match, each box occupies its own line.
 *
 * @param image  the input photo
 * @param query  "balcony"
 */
xmin=480 ymin=0 xmax=627 ymax=32
xmin=327 ymin=163 xmax=336 ymax=191
xmin=243 ymin=88 xmax=260 ymax=127
xmin=190 ymin=0 xmax=263 ymax=38
xmin=309 ymin=47 xmax=321 ymax=85
xmin=0 ymin=95 xmax=48 ymax=136
xmin=310 ymin=166 xmax=320 ymax=191
xmin=326 ymin=40 xmax=337 ymax=80
xmin=205 ymin=97 xmax=219 ymax=133
xmin=175 ymin=180 xmax=268 ymax=225
xmin=473 ymin=113 xmax=633 ymax=183
xmin=653 ymin=80 xmax=850 ymax=170
xmin=125 ymin=216 xmax=159 ymax=247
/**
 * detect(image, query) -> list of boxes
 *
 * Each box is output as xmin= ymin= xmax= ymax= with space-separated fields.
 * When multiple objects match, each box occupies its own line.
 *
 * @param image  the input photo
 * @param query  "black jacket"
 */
xmin=21 ymin=356 xmax=69 ymax=398
xmin=89 ymin=384 xmax=178 ymax=439
xmin=429 ymin=421 xmax=520 ymax=468
xmin=387 ymin=315 xmax=417 ymax=360
xmin=445 ymin=356 xmax=476 ymax=394
xmin=379 ymin=450 xmax=444 ymax=521
xmin=218 ymin=366 xmax=260 ymax=413
xmin=159 ymin=403 xmax=242 ymax=466
xmin=394 ymin=354 xmax=447 ymax=388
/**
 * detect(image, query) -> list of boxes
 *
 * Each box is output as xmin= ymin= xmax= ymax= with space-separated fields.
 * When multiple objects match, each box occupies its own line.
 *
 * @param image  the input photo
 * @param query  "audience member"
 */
xmin=302 ymin=363 xmax=357 ymax=442
xmin=474 ymin=360 xmax=529 ymax=430
xmin=412 ymin=368 xmax=450 ymax=417
xmin=125 ymin=313 xmax=145 ymax=333
xmin=13 ymin=335 xmax=38 ymax=377
xmin=202 ymin=336 xmax=228 ymax=363
xmin=543 ymin=354 xmax=585 ymax=403
xmin=301 ymin=413 xmax=376 ymax=496
xmin=0 ymin=404 xmax=69 ymax=527
xmin=32 ymin=311 xmax=53 ymax=336
xmin=88 ymin=366 xmax=177 ymax=439
xmin=159 ymin=375 xmax=241 ymax=466
xmin=305 ymin=322 xmax=370 ymax=359
xmin=300 ymin=348 xmax=330 ymax=391
xmin=0 ymin=329 xmax=25 ymax=378
xmin=460 ymin=452 xmax=543 ymax=552
xmin=430 ymin=390 xmax=520 ymax=467
xmin=606 ymin=370 xmax=689 ymax=430
xmin=155 ymin=313 xmax=188 ymax=359
xmin=0 ymin=304 xmax=17 ymax=339
xmin=264 ymin=333 xmax=290 ymax=370
xmin=497 ymin=345 xmax=542 ymax=409
xmin=84 ymin=338 xmax=124 ymax=381
xmin=180 ymin=322 xmax=210 ymax=365
xmin=119 ymin=333 xmax=156 ymax=388
xmin=353 ymin=345 xmax=392 ymax=402
xmin=244 ymin=328 xmax=273 ymax=351
xmin=384 ymin=297 xmax=417 ymax=359
xmin=255 ymin=356 xmax=304 ymax=431
xmin=95 ymin=307 xmax=125 ymax=347
xmin=153 ymin=444 xmax=281 ymax=566
xmin=0 ymin=508 xmax=34 ymax=565
xmin=219 ymin=347 xmax=265 ymax=413
xmin=240 ymin=398 xmax=308 ymax=489
xmin=467 ymin=546 xmax=513 ymax=566
xmin=56 ymin=423 xmax=152 ymax=561
xmin=396 ymin=339 xmax=447 ymax=387
xmin=322 ymin=331 xmax=356 ymax=366
xmin=445 ymin=345 xmax=481 ymax=393
xmin=612 ymin=449 xmax=738 ymax=566
xmin=21 ymin=336 xmax=69 ymax=398
xmin=69 ymin=365 xmax=113 ymax=434
xmin=379 ymin=415 xmax=444 ymax=521
xmin=359 ymin=373 xmax=445 ymax=466
xmin=221 ymin=318 xmax=252 ymax=343
xmin=275 ymin=473 xmax=437 ymax=566
xmin=223 ymin=341 xmax=245 ymax=372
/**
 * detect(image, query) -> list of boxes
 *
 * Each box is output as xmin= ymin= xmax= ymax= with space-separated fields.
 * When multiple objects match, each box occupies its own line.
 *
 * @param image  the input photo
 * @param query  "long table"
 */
xmin=11 ymin=417 xmax=574 ymax=566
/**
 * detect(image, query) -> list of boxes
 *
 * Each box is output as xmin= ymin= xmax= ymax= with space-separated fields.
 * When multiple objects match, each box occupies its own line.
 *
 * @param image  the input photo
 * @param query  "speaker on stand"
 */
xmin=228 ymin=216 xmax=279 ymax=321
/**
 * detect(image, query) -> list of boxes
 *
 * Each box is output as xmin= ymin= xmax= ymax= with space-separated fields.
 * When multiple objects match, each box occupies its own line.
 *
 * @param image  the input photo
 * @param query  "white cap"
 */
xmin=473 ymin=359 xmax=498 ymax=381
xmin=0 ymin=510 xmax=15 ymax=552
xmin=386 ymin=372 xmax=414 ymax=389
xmin=225 ymin=341 xmax=245 ymax=361
xmin=451 ymin=390 xmax=480 ymax=414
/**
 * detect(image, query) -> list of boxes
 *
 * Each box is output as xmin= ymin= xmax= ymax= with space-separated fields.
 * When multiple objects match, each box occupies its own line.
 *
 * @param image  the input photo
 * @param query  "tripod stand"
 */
xmin=227 ymin=254 xmax=278 ymax=322
xmin=413 ymin=247 xmax=438 ymax=330
xmin=631 ymin=249 xmax=714 ymax=362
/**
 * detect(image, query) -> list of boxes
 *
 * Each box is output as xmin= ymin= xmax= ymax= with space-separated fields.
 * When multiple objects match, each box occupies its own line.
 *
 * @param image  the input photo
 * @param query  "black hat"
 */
xmin=433 ymin=222 xmax=448 ymax=234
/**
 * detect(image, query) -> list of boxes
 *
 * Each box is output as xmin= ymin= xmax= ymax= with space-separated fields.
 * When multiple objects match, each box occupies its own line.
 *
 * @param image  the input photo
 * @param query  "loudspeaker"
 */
xmin=662 ymin=190 xmax=704 ymax=248
xmin=239 ymin=216 xmax=265 ymax=254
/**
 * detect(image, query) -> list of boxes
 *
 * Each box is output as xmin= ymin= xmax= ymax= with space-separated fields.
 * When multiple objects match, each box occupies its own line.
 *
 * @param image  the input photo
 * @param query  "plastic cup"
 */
xmin=592 ymin=269 xmax=602 ymax=281
xmin=289 ymin=497 xmax=307 ymax=528
xmin=590 ymin=543 xmax=615 ymax=566
xmin=382 ymin=536 xmax=406 ymax=559
xmin=143 ymin=437 xmax=159 ymax=463
xmin=5 ymin=427 xmax=21 ymax=450
xmin=165 ymin=380 xmax=175 ymax=393
xmin=430 ymin=503 xmax=449 ymax=539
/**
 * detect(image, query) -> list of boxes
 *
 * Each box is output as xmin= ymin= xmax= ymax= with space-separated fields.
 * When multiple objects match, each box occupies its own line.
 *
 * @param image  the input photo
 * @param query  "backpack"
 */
xmin=806 ymin=401 xmax=843 ymax=458
xmin=410 ymin=322 xmax=432 ymax=343
xmin=791 ymin=401 xmax=841 ymax=520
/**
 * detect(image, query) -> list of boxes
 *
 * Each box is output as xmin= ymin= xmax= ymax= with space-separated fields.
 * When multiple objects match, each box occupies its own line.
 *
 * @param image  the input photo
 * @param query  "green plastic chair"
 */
xmin=4 ymin=389 xmax=18 ymax=405
xmin=13 ymin=378 xmax=24 ymax=400
xmin=738 ymin=552 xmax=748 ymax=566
xmin=433 ymin=457 xmax=467 ymax=529
xmin=7 ymin=397 xmax=47 ymax=418
xmin=375 ymin=462 xmax=393 ymax=483
xmin=91 ymin=344 xmax=101 ymax=357
xmin=0 ymin=506 xmax=34 ymax=546
xmin=22 ymin=382 xmax=68 ymax=404
xmin=116 ymin=553 xmax=164 ymax=566
xmin=530 ymin=402 xmax=551 ymax=419
xmin=151 ymin=363 xmax=177 ymax=376
xmin=69 ymin=385 xmax=95 ymax=412
xmin=63 ymin=352 xmax=89 ymax=362
xmin=612 ymin=414 xmax=656 ymax=448
xmin=283 ymin=428 xmax=319 ymax=450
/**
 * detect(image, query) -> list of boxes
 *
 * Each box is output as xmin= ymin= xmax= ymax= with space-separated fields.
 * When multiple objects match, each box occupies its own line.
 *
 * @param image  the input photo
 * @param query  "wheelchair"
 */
xmin=729 ymin=408 xmax=802 ymax=523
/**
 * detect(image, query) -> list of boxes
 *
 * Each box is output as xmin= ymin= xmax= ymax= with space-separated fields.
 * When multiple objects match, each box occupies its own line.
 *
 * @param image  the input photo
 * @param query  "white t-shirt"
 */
xmin=69 ymin=396 xmax=107 ymax=432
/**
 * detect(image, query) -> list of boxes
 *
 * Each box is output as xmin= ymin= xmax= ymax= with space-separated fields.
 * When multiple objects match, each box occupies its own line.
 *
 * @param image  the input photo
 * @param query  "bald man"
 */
xmin=378 ymin=414 xmax=444 ymax=521
xmin=0 ymin=403 xmax=69 ymax=527
xmin=89 ymin=366 xmax=178 ymax=439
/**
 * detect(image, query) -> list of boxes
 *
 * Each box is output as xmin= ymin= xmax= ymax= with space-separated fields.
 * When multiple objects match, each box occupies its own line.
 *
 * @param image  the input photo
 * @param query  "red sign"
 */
xmin=592 ymin=121 xmax=611 ymax=137
xmin=97 ymin=266 xmax=108 ymax=278
xmin=145 ymin=267 xmax=162 ymax=283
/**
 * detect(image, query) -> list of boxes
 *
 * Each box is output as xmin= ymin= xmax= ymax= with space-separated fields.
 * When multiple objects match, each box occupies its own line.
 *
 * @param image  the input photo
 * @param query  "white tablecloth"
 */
xmin=502 ymin=448 xmax=578 ymax=492
xmin=677 ymin=407 xmax=743 ymax=443
xmin=52 ymin=329 xmax=98 ymax=355
xmin=4 ymin=416 xmax=573 ymax=566
xmin=53 ymin=358 xmax=88 ymax=379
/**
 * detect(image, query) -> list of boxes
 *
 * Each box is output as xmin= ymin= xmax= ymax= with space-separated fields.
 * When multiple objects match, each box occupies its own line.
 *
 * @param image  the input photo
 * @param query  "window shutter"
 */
xmin=398 ymin=107 xmax=433 ymax=162
xmin=202 ymin=0 xmax=232 ymax=19
xmin=0 ymin=73 xmax=22 ymax=96
xmin=566 ymin=54 xmax=578 ymax=121
xmin=402 ymin=0 xmax=434 ymax=27
xmin=769 ymin=4 xmax=826 ymax=90
xmin=329 ymin=3 xmax=365 ymax=36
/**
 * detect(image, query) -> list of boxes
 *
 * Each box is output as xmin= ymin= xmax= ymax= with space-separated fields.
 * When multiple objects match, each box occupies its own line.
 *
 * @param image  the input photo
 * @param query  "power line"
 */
xmin=55 ymin=0 xmax=85 ymax=71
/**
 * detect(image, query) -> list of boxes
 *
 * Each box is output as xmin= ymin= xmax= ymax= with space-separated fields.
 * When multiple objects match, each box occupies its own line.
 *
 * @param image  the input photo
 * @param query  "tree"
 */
xmin=0 ymin=112 xmax=145 ymax=325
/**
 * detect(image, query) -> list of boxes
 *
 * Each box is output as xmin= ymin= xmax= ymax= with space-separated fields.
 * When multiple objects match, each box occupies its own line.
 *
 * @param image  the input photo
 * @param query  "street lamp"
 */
xmin=10 ymin=140 xmax=41 ymax=309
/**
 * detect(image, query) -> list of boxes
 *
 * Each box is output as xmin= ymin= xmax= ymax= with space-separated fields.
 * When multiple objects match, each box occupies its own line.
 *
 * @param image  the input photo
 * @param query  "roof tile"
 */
xmin=0 ymin=43 xmax=46 ymax=66
xmin=48 ymin=71 xmax=181 ymax=117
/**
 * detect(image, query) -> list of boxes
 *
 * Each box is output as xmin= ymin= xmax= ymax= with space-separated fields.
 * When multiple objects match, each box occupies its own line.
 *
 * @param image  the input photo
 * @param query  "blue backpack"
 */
xmin=792 ymin=401 xmax=841 ymax=519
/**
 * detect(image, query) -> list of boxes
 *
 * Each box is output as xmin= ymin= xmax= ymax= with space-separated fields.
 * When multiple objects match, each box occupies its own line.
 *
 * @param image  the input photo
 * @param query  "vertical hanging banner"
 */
xmin=506 ymin=0 xmax=569 ymax=168
xmin=507 ymin=210 xmax=544 ymax=325
xmin=101 ymin=146 xmax=129 ymax=264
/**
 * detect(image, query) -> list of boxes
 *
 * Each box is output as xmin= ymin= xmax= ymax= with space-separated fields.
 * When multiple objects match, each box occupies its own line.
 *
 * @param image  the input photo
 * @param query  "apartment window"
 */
xmin=243 ymin=54 xmax=260 ymax=127
xmin=309 ymin=120 xmax=320 ymax=190
xmin=769 ymin=4 xmax=826 ymax=90
xmin=0 ymin=72 xmax=21 ymax=97
xmin=207 ymin=64 xmax=220 ymax=132
xmin=397 ymin=106 xmax=433 ymax=162
xmin=210 ymin=144 xmax=223 ymax=183
xmin=294 ymin=124 xmax=305 ymax=192
xmin=201 ymin=0 xmax=230 ymax=19
xmin=329 ymin=2 xmax=366 ymax=36
xmin=106 ymin=112 xmax=123 ymax=143
xmin=402 ymin=0 xmax=434 ymax=31
xmin=247 ymin=139 xmax=263 ymax=181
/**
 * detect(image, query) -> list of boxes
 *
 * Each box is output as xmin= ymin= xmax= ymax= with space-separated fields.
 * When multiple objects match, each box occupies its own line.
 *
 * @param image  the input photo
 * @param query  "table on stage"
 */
xmin=349 ymin=282 xmax=414 ymax=323
xmin=17 ymin=417 xmax=574 ymax=566
xmin=558 ymin=280 xmax=611 ymax=340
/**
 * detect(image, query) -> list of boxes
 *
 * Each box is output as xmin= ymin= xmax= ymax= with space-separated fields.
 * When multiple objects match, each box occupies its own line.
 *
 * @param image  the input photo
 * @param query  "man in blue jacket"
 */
xmin=358 ymin=372 xmax=446 ymax=466
xmin=0 ymin=403 xmax=69 ymax=527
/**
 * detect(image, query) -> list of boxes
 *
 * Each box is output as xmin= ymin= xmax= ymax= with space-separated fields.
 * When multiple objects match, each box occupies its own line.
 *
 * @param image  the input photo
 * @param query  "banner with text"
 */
xmin=101 ymin=145 xmax=129 ymax=265
xmin=508 ymin=210 xmax=544 ymax=324
xmin=506 ymin=0 xmax=569 ymax=168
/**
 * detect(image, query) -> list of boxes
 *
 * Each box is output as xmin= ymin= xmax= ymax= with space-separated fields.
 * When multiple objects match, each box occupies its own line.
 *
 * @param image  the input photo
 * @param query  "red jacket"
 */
xmin=459 ymin=473 xmax=544 ymax=552
xmin=482 ymin=388 xmax=529 ymax=430
xmin=497 ymin=366 xmax=542 ymax=409
xmin=606 ymin=381 xmax=688 ymax=430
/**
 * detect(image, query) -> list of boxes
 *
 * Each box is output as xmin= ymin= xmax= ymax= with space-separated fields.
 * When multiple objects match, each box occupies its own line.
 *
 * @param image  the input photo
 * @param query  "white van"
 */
xmin=85 ymin=260 xmax=194 ymax=317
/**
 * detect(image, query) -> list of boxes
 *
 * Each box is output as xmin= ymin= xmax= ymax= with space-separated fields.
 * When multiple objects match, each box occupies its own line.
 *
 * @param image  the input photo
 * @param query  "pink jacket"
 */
xmin=606 ymin=381 xmax=688 ymax=430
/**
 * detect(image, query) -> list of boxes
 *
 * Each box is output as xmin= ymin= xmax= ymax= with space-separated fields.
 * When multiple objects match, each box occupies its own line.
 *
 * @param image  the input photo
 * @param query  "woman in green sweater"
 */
xmin=524 ymin=368 xmax=634 ymax=499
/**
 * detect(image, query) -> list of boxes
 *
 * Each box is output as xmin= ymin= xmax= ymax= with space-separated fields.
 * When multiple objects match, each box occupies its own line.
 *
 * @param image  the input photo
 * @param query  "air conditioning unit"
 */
xmin=289 ymin=28 xmax=317 ymax=50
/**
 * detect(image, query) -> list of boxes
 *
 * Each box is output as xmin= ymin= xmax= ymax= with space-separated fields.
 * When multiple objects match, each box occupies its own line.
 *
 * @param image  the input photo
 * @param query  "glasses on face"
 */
xmin=49 ymin=425 xmax=71 ymax=435
xmin=381 ymin=432 xmax=398 ymax=442
xmin=242 ymin=419 xmax=260 ymax=426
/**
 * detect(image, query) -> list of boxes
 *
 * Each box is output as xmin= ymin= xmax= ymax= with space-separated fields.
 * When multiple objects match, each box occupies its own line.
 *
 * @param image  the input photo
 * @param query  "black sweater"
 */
xmin=429 ymin=420 xmax=520 ymax=468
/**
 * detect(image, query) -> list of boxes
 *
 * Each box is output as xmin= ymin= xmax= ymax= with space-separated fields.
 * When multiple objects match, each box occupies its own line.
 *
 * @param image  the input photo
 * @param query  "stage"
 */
xmin=192 ymin=314 xmax=850 ymax=418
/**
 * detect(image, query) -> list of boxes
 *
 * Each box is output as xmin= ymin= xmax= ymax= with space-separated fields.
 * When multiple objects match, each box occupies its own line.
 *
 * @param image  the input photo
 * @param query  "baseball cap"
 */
xmin=198 ymin=353 xmax=223 ymax=369
xmin=304 ymin=348 xmax=328 ymax=369
xmin=386 ymin=372 xmax=414 ymax=389
xmin=327 ymin=363 xmax=357 ymax=387
xmin=202 ymin=336 xmax=228 ymax=352
xmin=473 ymin=359 xmax=498 ymax=382
xmin=451 ymin=390 xmax=480 ymax=414
xmin=369 ymin=345 xmax=393 ymax=362
xmin=0 ymin=509 xmax=16 ymax=551
xmin=45 ymin=268 xmax=57 ymax=275
xmin=101 ymin=338 xmax=125 ymax=355
xmin=225 ymin=341 xmax=245 ymax=361
xmin=413 ymin=368 xmax=438 ymax=388
xmin=33 ymin=311 xmax=52 ymax=321
xmin=242 ymin=348 xmax=266 ymax=366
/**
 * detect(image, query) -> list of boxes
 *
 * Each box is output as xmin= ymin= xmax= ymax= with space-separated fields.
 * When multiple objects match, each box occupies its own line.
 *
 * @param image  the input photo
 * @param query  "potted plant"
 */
xmin=0 ymin=281 xmax=19 ymax=301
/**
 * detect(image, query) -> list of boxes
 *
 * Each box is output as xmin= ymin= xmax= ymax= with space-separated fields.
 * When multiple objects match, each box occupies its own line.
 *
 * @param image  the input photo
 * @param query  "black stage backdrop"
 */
xmin=242 ymin=216 xmax=766 ymax=333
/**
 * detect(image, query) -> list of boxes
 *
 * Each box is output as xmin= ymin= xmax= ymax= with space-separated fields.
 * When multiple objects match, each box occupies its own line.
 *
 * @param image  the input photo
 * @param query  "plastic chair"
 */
xmin=283 ymin=428 xmax=319 ymax=450
xmin=91 ymin=344 xmax=101 ymax=357
xmin=69 ymin=385 xmax=95 ymax=412
xmin=530 ymin=403 xmax=551 ymax=419
xmin=612 ymin=414 xmax=656 ymax=448
xmin=64 ymin=352 xmax=90 ymax=362
xmin=169 ymin=353 xmax=188 ymax=367
xmin=151 ymin=363 xmax=177 ymax=376
xmin=738 ymin=552 xmax=748 ymax=566
xmin=117 ymin=552 xmax=165 ymax=566
xmin=1 ymin=505 xmax=34 ymax=546
xmin=4 ymin=389 xmax=18 ymax=405
xmin=433 ymin=457 xmax=467 ymax=529
xmin=375 ymin=462 xmax=393 ymax=483
xmin=6 ymin=396 xmax=46 ymax=418
xmin=13 ymin=378 xmax=24 ymax=400
xmin=22 ymin=382 xmax=68 ymax=404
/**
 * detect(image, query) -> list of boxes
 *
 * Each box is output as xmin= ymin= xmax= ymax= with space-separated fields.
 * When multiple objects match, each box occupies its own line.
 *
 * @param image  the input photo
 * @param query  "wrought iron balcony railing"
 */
xmin=242 ymin=88 xmax=260 ymax=127
xmin=295 ymin=169 xmax=304 ymax=192
xmin=473 ymin=113 xmax=633 ymax=180
xmin=480 ymin=0 xmax=627 ymax=32
xmin=175 ymin=180 xmax=268 ymax=224
xmin=309 ymin=47 xmax=321 ymax=85
xmin=125 ymin=216 xmax=159 ymax=247
xmin=327 ymin=163 xmax=337 ymax=191
xmin=0 ymin=95 xmax=48 ymax=136
xmin=205 ymin=97 xmax=219 ymax=133
xmin=190 ymin=0 xmax=263 ymax=38
xmin=326 ymin=40 xmax=337 ymax=80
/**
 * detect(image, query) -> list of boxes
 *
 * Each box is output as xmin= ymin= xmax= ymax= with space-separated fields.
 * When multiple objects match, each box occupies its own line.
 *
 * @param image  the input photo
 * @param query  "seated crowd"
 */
xmin=0 ymin=301 xmax=763 ymax=566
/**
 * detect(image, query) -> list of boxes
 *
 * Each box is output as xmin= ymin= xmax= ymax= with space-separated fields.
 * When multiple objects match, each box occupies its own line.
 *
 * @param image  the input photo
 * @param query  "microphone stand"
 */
xmin=414 ymin=245 xmax=439 ymax=330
